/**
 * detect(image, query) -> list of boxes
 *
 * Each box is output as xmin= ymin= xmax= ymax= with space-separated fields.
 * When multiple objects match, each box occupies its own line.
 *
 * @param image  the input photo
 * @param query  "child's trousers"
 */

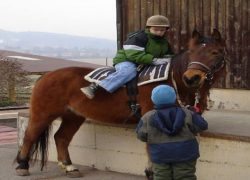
xmin=152 ymin=160 xmax=197 ymax=180
xmin=99 ymin=61 xmax=137 ymax=93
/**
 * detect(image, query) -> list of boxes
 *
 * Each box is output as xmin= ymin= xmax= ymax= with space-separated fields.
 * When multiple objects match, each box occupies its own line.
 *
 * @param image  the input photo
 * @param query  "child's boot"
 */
xmin=80 ymin=83 xmax=98 ymax=99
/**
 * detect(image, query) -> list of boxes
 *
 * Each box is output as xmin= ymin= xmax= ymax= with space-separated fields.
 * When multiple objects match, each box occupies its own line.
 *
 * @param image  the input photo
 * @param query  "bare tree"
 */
xmin=0 ymin=57 xmax=30 ymax=105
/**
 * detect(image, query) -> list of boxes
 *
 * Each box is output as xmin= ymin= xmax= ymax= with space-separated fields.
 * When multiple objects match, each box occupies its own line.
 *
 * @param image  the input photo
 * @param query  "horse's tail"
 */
xmin=30 ymin=125 xmax=51 ymax=171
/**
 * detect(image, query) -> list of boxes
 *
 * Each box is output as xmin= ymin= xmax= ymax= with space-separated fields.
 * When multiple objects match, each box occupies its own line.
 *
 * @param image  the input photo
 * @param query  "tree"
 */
xmin=0 ymin=57 xmax=30 ymax=106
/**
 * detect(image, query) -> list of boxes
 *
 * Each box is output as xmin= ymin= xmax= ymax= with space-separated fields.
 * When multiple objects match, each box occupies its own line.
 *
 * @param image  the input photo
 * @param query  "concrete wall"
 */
xmin=198 ymin=137 xmax=250 ymax=180
xmin=209 ymin=88 xmax=250 ymax=111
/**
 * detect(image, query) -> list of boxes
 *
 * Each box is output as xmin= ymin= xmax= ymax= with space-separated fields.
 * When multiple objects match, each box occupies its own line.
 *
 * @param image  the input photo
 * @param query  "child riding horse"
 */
xmin=81 ymin=15 xmax=173 ymax=99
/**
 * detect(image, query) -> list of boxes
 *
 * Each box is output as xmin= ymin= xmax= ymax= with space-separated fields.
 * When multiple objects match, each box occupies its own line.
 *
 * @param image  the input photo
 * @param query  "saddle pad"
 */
xmin=84 ymin=61 xmax=171 ymax=86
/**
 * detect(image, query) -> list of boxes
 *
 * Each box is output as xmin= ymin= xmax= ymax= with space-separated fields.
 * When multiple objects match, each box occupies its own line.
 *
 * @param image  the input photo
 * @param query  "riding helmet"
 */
xmin=146 ymin=15 xmax=170 ymax=27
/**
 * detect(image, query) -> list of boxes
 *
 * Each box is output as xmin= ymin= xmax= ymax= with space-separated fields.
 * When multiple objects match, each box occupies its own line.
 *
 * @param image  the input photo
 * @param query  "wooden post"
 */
xmin=8 ymin=76 xmax=16 ymax=102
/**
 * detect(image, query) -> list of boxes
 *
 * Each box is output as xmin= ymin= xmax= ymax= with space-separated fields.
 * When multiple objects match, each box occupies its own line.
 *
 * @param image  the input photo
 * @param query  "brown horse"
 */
xmin=15 ymin=29 xmax=226 ymax=177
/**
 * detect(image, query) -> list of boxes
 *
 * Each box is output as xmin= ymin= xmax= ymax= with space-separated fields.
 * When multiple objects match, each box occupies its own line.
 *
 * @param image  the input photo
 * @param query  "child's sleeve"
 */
xmin=191 ymin=113 xmax=208 ymax=133
xmin=136 ymin=112 xmax=152 ymax=142
xmin=123 ymin=32 xmax=154 ymax=64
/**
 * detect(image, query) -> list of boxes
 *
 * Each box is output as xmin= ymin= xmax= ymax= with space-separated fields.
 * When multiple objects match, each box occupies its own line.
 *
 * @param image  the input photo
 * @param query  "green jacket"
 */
xmin=113 ymin=29 xmax=173 ymax=65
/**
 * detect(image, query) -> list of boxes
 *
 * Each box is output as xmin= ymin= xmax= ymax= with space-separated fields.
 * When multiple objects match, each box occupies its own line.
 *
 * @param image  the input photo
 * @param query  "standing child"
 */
xmin=136 ymin=85 xmax=208 ymax=180
xmin=81 ymin=15 xmax=174 ymax=99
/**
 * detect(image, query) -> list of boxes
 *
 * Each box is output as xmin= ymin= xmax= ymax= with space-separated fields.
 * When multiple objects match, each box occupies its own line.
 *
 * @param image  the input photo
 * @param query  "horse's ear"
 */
xmin=192 ymin=29 xmax=201 ymax=39
xmin=212 ymin=29 xmax=221 ymax=41
xmin=189 ymin=29 xmax=202 ymax=49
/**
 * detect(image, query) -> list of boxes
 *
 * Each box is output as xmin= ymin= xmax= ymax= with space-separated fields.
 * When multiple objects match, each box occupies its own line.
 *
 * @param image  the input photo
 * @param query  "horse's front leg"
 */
xmin=54 ymin=111 xmax=85 ymax=178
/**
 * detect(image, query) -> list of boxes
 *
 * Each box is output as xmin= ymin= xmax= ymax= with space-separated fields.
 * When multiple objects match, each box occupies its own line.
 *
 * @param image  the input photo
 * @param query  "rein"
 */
xmin=171 ymin=70 xmax=201 ymax=112
xmin=171 ymin=70 xmax=184 ymax=107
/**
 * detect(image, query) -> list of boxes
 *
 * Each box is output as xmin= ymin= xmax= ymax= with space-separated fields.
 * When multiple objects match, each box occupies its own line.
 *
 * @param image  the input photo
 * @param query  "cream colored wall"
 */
xmin=198 ymin=137 xmax=250 ymax=180
xmin=209 ymin=88 xmax=250 ymax=111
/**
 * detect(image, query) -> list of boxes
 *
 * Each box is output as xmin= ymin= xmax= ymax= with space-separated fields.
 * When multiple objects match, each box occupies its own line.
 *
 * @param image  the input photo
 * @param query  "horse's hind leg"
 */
xmin=54 ymin=109 xmax=85 ymax=178
xmin=16 ymin=115 xmax=54 ymax=176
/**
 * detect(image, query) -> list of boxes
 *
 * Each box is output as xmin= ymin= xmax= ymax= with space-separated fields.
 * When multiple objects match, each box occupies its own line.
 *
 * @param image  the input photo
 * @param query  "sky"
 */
xmin=0 ymin=0 xmax=117 ymax=40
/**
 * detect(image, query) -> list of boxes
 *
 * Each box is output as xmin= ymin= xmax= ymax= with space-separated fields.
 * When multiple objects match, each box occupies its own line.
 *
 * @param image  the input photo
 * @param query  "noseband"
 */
xmin=188 ymin=59 xmax=225 ymax=82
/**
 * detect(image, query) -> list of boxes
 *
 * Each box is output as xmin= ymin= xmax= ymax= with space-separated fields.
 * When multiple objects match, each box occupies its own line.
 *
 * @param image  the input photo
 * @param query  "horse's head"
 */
xmin=182 ymin=29 xmax=226 ymax=89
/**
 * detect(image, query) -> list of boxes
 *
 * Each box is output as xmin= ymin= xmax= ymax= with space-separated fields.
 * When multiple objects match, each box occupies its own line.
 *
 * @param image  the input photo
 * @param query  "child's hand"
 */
xmin=186 ymin=105 xmax=201 ymax=114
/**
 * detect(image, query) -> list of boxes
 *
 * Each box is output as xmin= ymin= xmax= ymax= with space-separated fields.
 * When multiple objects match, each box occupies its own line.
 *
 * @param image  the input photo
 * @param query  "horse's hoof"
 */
xmin=16 ymin=169 xmax=30 ymax=176
xmin=66 ymin=170 xmax=82 ymax=178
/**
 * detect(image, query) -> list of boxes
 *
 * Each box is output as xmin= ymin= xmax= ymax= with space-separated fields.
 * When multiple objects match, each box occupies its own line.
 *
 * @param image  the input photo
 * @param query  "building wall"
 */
xmin=116 ymin=0 xmax=250 ymax=89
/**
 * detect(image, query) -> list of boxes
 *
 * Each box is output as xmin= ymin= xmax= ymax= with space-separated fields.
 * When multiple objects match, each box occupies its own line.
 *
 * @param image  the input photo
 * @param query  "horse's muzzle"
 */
xmin=182 ymin=70 xmax=205 ymax=88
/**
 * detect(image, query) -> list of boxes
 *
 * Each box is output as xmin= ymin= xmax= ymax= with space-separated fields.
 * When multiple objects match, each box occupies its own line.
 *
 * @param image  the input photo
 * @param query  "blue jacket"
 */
xmin=136 ymin=104 xmax=208 ymax=164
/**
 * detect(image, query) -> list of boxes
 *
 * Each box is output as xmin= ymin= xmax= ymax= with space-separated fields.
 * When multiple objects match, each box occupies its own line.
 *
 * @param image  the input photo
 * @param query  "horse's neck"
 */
xmin=171 ymin=51 xmax=189 ymax=84
xmin=171 ymin=51 xmax=198 ymax=106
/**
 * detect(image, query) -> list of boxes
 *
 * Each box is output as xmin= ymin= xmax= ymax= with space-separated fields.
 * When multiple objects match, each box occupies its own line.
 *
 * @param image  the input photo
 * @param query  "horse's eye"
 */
xmin=211 ymin=51 xmax=219 ymax=55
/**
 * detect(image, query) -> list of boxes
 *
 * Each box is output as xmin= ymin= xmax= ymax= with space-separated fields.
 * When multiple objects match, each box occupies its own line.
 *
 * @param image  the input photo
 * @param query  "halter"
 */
xmin=187 ymin=44 xmax=226 ymax=84
xmin=188 ymin=59 xmax=225 ymax=84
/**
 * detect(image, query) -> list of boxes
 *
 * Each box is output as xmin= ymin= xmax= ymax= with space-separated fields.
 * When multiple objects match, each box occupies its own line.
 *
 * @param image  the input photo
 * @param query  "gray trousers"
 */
xmin=152 ymin=160 xmax=197 ymax=180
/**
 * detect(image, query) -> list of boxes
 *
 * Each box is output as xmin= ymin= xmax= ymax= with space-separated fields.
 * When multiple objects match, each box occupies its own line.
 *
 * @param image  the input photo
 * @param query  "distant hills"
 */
xmin=0 ymin=29 xmax=117 ymax=59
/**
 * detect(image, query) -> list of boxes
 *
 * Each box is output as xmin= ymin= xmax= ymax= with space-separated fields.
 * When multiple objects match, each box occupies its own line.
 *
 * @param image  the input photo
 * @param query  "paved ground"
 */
xmin=0 ymin=125 xmax=17 ymax=145
xmin=203 ymin=110 xmax=250 ymax=138
xmin=1 ymin=144 xmax=146 ymax=180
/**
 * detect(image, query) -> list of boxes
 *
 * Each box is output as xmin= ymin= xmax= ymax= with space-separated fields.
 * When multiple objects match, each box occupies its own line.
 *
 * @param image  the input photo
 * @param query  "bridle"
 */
xmin=187 ymin=44 xmax=226 ymax=84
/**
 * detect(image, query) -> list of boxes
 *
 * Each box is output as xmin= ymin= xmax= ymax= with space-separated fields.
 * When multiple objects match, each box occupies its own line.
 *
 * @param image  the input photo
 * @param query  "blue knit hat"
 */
xmin=151 ymin=85 xmax=176 ymax=105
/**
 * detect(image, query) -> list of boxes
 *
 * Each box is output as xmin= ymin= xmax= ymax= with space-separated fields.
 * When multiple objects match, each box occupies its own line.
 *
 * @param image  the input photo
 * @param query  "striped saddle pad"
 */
xmin=84 ymin=62 xmax=171 ymax=86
